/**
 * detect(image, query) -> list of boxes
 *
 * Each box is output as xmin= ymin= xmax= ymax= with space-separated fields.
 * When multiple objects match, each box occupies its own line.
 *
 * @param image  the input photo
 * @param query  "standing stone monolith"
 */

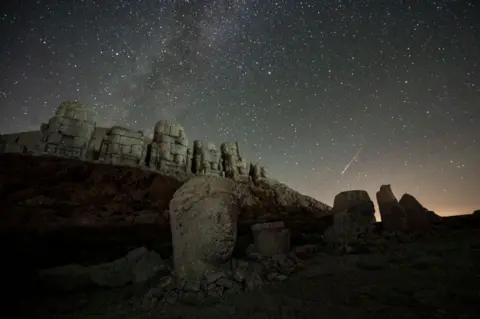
xmin=376 ymin=185 xmax=407 ymax=232
xmin=399 ymin=193 xmax=440 ymax=232
xmin=169 ymin=176 xmax=241 ymax=290
xmin=323 ymin=190 xmax=376 ymax=249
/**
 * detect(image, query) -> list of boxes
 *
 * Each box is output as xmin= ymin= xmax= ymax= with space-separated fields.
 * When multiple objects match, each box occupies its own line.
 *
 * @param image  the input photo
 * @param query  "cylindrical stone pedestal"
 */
xmin=251 ymin=221 xmax=290 ymax=257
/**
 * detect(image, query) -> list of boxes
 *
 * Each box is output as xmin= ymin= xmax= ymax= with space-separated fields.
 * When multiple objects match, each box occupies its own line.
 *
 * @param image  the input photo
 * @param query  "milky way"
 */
xmin=1 ymin=0 xmax=479 ymax=216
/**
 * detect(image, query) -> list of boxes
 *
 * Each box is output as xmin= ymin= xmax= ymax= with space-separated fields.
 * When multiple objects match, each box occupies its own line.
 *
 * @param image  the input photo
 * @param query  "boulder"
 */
xmin=323 ymin=190 xmax=376 ymax=250
xmin=376 ymin=185 xmax=407 ymax=232
xmin=169 ymin=176 xmax=241 ymax=289
xmin=399 ymin=193 xmax=441 ymax=231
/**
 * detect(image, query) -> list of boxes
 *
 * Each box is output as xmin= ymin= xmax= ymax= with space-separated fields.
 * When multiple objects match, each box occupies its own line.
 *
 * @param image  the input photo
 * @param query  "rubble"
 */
xmin=144 ymin=252 xmax=302 ymax=308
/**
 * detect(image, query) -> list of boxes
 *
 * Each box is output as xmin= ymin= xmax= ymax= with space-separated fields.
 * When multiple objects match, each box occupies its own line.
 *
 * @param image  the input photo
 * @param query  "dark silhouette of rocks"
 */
xmin=323 ymin=190 xmax=376 ymax=253
xmin=399 ymin=193 xmax=442 ymax=232
xmin=376 ymin=184 xmax=408 ymax=232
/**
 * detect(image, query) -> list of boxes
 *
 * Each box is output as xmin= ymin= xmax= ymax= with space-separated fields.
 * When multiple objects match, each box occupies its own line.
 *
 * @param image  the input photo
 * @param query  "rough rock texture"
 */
xmin=169 ymin=176 xmax=241 ymax=288
xmin=399 ymin=193 xmax=442 ymax=232
xmin=251 ymin=221 xmax=291 ymax=257
xmin=39 ymin=247 xmax=169 ymax=291
xmin=376 ymin=184 xmax=408 ymax=232
xmin=323 ymin=190 xmax=376 ymax=252
xmin=144 ymin=252 xmax=303 ymax=308
xmin=0 ymin=153 xmax=332 ymax=291
xmin=0 ymin=154 xmax=185 ymax=271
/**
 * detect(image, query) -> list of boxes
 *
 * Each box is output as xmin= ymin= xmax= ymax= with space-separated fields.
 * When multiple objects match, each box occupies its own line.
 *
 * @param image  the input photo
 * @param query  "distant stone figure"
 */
xmin=148 ymin=120 xmax=188 ymax=172
xmin=323 ymin=190 xmax=376 ymax=250
xmin=42 ymin=100 xmax=97 ymax=160
xmin=260 ymin=166 xmax=267 ymax=178
xmin=98 ymin=126 xmax=145 ymax=166
xmin=249 ymin=163 xmax=261 ymax=183
xmin=376 ymin=185 xmax=407 ymax=232
xmin=399 ymin=193 xmax=441 ymax=231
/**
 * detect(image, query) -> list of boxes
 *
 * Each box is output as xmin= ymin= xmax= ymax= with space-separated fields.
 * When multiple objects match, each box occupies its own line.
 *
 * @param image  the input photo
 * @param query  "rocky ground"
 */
xmin=1 ymin=153 xmax=479 ymax=318
xmin=24 ymin=222 xmax=480 ymax=319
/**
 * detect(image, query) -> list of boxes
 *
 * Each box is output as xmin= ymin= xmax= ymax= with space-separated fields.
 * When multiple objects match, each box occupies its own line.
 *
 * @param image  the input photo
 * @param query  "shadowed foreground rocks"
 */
xmin=1 ymin=153 xmax=479 ymax=318
xmin=0 ymin=153 xmax=332 ymax=303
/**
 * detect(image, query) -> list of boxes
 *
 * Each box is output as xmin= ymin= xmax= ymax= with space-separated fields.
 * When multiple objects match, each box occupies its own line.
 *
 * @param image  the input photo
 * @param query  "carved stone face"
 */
xmin=169 ymin=177 xmax=240 ymax=272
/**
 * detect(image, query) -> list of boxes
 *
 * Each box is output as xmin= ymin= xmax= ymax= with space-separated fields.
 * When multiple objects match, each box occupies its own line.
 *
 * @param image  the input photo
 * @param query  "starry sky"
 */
xmin=1 ymin=0 xmax=479 ymax=217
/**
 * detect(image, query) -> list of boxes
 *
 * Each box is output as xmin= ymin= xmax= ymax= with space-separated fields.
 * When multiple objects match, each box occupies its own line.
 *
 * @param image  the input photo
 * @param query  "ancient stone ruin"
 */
xmin=323 ymin=190 xmax=376 ymax=252
xmin=250 ymin=221 xmax=291 ymax=257
xmin=376 ymin=184 xmax=408 ymax=232
xmin=399 ymin=193 xmax=442 ymax=232
xmin=0 ymin=100 xmax=268 ymax=181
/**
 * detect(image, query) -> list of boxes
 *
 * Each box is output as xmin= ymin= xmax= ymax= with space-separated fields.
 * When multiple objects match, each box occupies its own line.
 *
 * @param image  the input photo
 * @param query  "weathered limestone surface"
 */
xmin=148 ymin=120 xmax=189 ymax=172
xmin=0 ymin=101 xmax=271 ymax=181
xmin=376 ymin=185 xmax=408 ymax=232
xmin=98 ymin=126 xmax=146 ymax=166
xmin=41 ymin=101 xmax=96 ymax=159
xmin=251 ymin=221 xmax=291 ymax=257
xmin=0 ymin=154 xmax=332 ymax=289
xmin=169 ymin=176 xmax=241 ymax=287
xmin=192 ymin=140 xmax=222 ymax=176
xmin=399 ymin=193 xmax=442 ymax=232
xmin=323 ymin=190 xmax=376 ymax=249
xmin=220 ymin=142 xmax=248 ymax=179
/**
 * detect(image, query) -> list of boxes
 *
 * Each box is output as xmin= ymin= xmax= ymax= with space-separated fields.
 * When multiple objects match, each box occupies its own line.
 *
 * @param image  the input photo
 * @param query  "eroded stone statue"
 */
xmin=148 ymin=120 xmax=188 ymax=172
xmin=192 ymin=140 xmax=221 ymax=176
xmin=376 ymin=185 xmax=407 ymax=232
xmin=169 ymin=176 xmax=241 ymax=290
xmin=323 ymin=190 xmax=376 ymax=251
xmin=42 ymin=101 xmax=97 ymax=160
xmin=98 ymin=126 xmax=146 ymax=166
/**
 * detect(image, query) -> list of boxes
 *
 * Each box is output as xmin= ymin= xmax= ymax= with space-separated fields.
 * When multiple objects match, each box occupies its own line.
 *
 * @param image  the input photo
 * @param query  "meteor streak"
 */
xmin=341 ymin=145 xmax=364 ymax=175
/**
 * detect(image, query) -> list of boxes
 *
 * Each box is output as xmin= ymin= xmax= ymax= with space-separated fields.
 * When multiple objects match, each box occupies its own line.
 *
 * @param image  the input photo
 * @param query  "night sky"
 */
xmin=1 ymin=0 xmax=479 ymax=216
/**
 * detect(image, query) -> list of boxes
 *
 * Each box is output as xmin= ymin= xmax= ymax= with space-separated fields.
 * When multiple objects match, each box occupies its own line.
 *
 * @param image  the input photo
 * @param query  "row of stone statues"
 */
xmin=15 ymin=100 xmax=268 ymax=180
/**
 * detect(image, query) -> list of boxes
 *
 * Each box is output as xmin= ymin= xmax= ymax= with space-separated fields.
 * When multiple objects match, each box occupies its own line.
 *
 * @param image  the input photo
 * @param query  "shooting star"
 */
xmin=341 ymin=145 xmax=364 ymax=175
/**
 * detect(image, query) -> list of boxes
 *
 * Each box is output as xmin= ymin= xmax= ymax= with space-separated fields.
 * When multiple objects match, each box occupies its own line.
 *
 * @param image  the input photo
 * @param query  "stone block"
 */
xmin=251 ymin=221 xmax=290 ymax=257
